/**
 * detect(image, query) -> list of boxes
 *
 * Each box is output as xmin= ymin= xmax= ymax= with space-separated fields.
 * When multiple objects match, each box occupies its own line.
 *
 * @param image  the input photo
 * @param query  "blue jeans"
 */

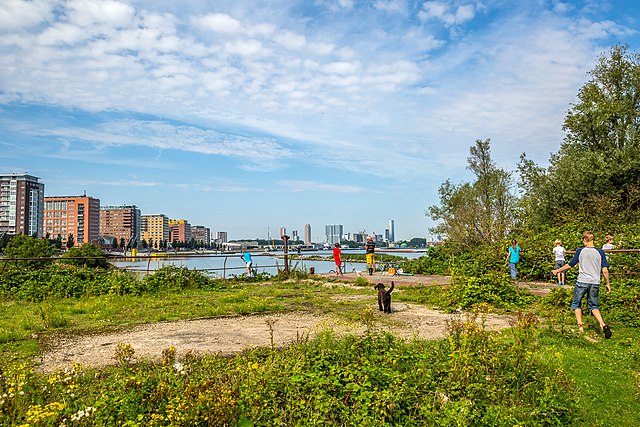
xmin=571 ymin=281 xmax=600 ymax=311
xmin=508 ymin=262 xmax=517 ymax=279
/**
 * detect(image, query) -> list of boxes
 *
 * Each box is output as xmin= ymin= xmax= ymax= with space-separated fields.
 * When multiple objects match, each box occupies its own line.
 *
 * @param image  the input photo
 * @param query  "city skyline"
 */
xmin=2 ymin=1 xmax=640 ymax=241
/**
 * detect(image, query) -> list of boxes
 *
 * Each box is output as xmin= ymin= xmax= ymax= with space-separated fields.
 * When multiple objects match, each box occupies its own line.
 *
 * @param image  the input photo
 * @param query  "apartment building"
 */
xmin=168 ymin=219 xmax=191 ymax=243
xmin=141 ymin=214 xmax=169 ymax=248
xmin=216 ymin=231 xmax=228 ymax=244
xmin=325 ymin=224 xmax=343 ymax=245
xmin=44 ymin=195 xmax=100 ymax=246
xmin=191 ymin=225 xmax=210 ymax=245
xmin=100 ymin=205 xmax=141 ymax=246
xmin=0 ymin=173 xmax=45 ymax=238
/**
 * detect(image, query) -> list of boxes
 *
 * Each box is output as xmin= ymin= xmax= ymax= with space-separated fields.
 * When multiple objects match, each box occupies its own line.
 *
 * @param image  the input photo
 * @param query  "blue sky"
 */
xmin=1 ymin=0 xmax=639 ymax=242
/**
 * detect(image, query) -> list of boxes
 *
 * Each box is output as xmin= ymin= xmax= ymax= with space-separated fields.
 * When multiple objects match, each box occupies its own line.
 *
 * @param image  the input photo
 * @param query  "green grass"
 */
xmin=1 ymin=276 xmax=639 ymax=425
xmin=537 ymin=326 xmax=640 ymax=426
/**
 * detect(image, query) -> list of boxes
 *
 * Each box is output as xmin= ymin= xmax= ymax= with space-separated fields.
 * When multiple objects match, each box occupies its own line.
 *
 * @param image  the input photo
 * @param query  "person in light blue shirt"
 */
xmin=505 ymin=239 xmax=521 ymax=279
xmin=242 ymin=251 xmax=253 ymax=276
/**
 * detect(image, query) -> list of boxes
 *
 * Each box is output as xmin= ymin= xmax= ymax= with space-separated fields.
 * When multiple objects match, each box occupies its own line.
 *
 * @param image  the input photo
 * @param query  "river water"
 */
xmin=111 ymin=249 xmax=426 ymax=277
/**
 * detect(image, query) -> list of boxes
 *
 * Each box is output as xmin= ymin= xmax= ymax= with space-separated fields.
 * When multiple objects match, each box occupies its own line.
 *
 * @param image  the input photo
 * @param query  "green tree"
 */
xmin=141 ymin=239 xmax=148 ymax=249
xmin=3 ymin=234 xmax=56 ymax=268
xmin=429 ymin=139 xmax=516 ymax=248
xmin=55 ymin=234 xmax=63 ymax=250
xmin=119 ymin=237 xmax=126 ymax=249
xmin=519 ymin=44 xmax=640 ymax=228
xmin=112 ymin=238 xmax=118 ymax=249
xmin=62 ymin=243 xmax=109 ymax=269
xmin=67 ymin=233 xmax=75 ymax=249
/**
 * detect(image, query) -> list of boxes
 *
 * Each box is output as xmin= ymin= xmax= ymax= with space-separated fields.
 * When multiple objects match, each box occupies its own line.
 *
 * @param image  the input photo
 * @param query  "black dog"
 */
xmin=375 ymin=281 xmax=394 ymax=313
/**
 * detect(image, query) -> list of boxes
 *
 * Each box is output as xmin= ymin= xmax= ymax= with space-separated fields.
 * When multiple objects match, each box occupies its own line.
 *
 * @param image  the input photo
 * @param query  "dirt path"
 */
xmin=38 ymin=298 xmax=515 ymax=372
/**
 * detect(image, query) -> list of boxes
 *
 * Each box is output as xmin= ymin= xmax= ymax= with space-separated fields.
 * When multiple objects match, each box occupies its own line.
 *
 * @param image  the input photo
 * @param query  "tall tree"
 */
xmin=429 ymin=139 xmax=516 ymax=247
xmin=519 ymin=44 xmax=640 ymax=227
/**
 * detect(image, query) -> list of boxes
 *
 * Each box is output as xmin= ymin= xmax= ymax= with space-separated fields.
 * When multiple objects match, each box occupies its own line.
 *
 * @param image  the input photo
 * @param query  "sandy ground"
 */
xmin=38 ymin=295 xmax=515 ymax=372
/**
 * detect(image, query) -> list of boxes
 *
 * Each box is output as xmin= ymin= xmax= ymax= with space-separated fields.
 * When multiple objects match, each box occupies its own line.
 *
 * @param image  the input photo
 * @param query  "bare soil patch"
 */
xmin=38 ymin=302 xmax=515 ymax=372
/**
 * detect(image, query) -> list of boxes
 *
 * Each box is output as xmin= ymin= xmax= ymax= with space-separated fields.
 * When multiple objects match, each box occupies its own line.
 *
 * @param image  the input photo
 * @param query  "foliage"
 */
xmin=0 ymin=318 xmax=577 ymax=426
xmin=518 ymin=44 xmax=640 ymax=228
xmin=2 ymin=235 xmax=56 ymax=268
xmin=0 ymin=265 xmax=226 ymax=301
xmin=429 ymin=139 xmax=517 ymax=248
xmin=61 ymin=244 xmax=110 ymax=269
xmin=443 ymin=272 xmax=531 ymax=310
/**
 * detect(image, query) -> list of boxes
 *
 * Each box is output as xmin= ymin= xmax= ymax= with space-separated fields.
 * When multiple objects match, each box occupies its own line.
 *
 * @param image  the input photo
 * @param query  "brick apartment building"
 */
xmin=44 ymin=195 xmax=100 ymax=246
xmin=0 ymin=173 xmax=45 ymax=238
xmin=100 ymin=205 xmax=141 ymax=247
xmin=168 ymin=219 xmax=192 ymax=243
xmin=191 ymin=225 xmax=210 ymax=246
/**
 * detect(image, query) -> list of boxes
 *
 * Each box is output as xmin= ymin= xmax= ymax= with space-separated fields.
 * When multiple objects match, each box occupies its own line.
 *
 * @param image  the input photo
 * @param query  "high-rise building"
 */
xmin=388 ymin=219 xmax=395 ymax=243
xmin=141 ymin=214 xmax=169 ymax=248
xmin=191 ymin=226 xmax=211 ymax=245
xmin=216 ymin=231 xmax=228 ymax=243
xmin=100 ymin=205 xmax=141 ymax=246
xmin=44 ymin=195 xmax=100 ymax=246
xmin=0 ymin=173 xmax=44 ymax=238
xmin=168 ymin=219 xmax=192 ymax=243
xmin=325 ymin=224 xmax=343 ymax=245
xmin=280 ymin=226 xmax=287 ymax=238
xmin=291 ymin=230 xmax=299 ymax=242
xmin=304 ymin=224 xmax=312 ymax=244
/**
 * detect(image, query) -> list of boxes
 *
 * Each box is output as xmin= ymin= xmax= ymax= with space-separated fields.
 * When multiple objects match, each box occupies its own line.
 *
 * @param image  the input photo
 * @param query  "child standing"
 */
xmin=553 ymin=239 xmax=566 ymax=287
xmin=332 ymin=243 xmax=343 ymax=276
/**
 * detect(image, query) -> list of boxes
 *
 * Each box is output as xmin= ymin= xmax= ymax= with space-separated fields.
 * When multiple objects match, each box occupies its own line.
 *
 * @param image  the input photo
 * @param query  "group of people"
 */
xmin=507 ymin=232 xmax=614 ymax=339
xmin=332 ymin=235 xmax=377 ymax=276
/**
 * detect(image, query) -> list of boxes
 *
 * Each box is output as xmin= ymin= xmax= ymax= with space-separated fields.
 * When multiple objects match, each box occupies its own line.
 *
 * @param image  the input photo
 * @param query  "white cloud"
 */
xmin=193 ymin=13 xmax=241 ymax=34
xmin=0 ymin=0 xmax=54 ymax=31
xmin=418 ymin=1 xmax=476 ymax=26
xmin=373 ymin=0 xmax=408 ymax=15
xmin=274 ymin=30 xmax=306 ymax=50
xmin=66 ymin=0 xmax=135 ymax=28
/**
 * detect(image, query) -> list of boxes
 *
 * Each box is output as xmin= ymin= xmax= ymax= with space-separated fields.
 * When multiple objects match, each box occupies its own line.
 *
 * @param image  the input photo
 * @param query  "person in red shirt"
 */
xmin=332 ymin=243 xmax=343 ymax=276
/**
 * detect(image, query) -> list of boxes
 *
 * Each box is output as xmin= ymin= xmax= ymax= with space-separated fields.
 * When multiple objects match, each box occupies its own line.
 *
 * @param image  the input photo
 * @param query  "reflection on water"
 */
xmin=111 ymin=249 xmax=425 ymax=277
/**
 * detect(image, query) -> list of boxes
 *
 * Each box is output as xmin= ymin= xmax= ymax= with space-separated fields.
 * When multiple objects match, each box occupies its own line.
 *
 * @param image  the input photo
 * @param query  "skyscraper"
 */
xmin=0 ymin=173 xmax=44 ymax=238
xmin=304 ymin=224 xmax=312 ymax=244
xmin=325 ymin=224 xmax=343 ymax=245
xmin=388 ymin=219 xmax=395 ymax=243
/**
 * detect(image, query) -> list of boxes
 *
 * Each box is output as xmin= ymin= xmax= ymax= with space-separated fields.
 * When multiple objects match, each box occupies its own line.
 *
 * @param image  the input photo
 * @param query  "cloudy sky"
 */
xmin=1 ymin=0 xmax=639 ymax=242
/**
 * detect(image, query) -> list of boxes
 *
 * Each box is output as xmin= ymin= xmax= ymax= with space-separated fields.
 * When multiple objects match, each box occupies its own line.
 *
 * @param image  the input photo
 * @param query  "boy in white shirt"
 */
xmin=553 ymin=239 xmax=566 ymax=287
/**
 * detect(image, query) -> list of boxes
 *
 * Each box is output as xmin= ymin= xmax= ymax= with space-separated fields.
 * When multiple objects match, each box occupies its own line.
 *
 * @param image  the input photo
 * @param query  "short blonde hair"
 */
xmin=554 ymin=239 xmax=562 ymax=245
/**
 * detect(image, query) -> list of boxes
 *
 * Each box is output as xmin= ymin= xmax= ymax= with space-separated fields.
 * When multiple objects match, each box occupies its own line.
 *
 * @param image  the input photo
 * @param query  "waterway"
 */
xmin=111 ymin=249 xmax=427 ymax=277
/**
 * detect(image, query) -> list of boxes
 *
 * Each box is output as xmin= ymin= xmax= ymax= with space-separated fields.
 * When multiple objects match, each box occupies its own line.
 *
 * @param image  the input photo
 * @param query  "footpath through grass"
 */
xmin=1 ymin=273 xmax=639 ymax=425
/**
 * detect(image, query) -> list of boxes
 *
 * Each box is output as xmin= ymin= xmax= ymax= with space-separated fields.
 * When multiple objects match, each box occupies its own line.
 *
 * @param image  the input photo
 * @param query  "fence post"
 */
xmin=282 ymin=235 xmax=290 ymax=276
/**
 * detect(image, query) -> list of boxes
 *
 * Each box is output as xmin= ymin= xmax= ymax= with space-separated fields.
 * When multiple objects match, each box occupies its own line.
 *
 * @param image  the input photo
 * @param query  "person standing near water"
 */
xmin=242 ymin=251 xmax=253 ymax=276
xmin=365 ymin=236 xmax=376 ymax=276
xmin=332 ymin=243 xmax=343 ymax=276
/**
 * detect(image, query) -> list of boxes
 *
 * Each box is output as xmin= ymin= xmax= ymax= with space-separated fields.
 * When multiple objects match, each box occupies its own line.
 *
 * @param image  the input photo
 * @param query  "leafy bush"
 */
xmin=0 ymin=265 xmax=225 ymax=301
xmin=2 ymin=234 xmax=56 ymax=268
xmin=61 ymin=244 xmax=110 ymax=269
xmin=444 ymin=272 xmax=531 ymax=310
